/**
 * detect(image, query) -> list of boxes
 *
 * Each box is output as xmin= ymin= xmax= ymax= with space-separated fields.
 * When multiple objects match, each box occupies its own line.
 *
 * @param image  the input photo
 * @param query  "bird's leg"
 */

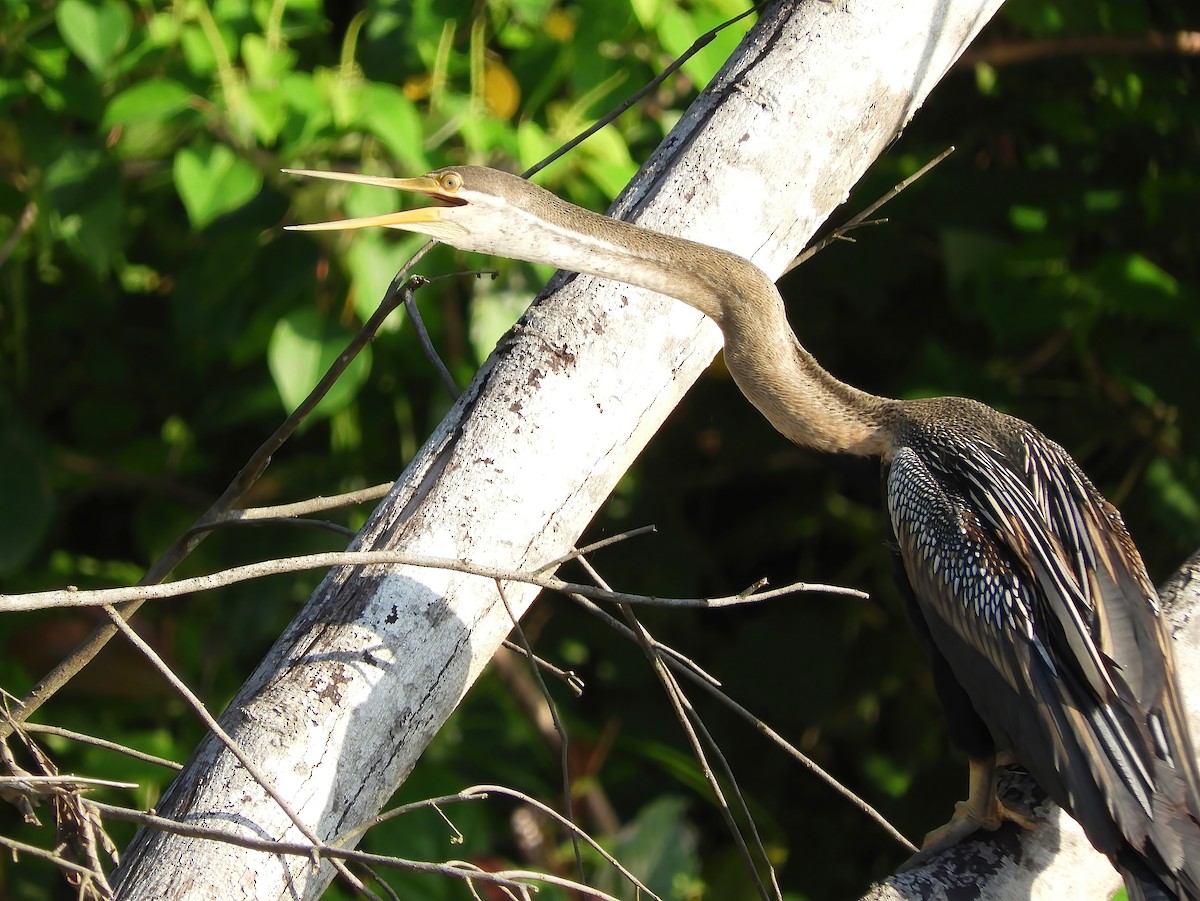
xmin=901 ymin=756 xmax=1039 ymax=868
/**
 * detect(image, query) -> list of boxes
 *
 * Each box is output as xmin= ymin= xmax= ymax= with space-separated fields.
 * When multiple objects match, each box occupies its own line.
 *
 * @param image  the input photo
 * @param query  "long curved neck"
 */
xmin=522 ymin=201 xmax=894 ymax=456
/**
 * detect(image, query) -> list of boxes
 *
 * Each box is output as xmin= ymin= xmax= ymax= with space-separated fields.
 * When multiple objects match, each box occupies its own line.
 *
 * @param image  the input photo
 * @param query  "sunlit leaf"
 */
xmin=656 ymin=4 xmax=750 ymax=88
xmin=346 ymin=231 xmax=429 ymax=325
xmin=172 ymin=143 xmax=263 ymax=229
xmin=268 ymin=308 xmax=372 ymax=419
xmin=56 ymin=0 xmax=132 ymax=77
xmin=102 ymin=77 xmax=193 ymax=127
xmin=357 ymin=83 xmax=428 ymax=171
xmin=468 ymin=283 xmax=532 ymax=361
xmin=1008 ymin=204 xmax=1048 ymax=233
xmin=1088 ymin=252 xmax=1183 ymax=321
xmin=245 ymin=86 xmax=288 ymax=145
xmin=241 ymin=33 xmax=298 ymax=84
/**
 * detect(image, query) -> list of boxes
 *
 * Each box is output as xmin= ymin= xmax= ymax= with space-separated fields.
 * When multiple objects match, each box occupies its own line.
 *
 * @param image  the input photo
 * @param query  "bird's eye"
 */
xmin=439 ymin=172 xmax=463 ymax=193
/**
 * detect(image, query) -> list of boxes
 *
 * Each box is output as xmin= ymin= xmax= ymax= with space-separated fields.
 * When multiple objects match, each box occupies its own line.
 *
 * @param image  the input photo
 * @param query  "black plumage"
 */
xmin=885 ymin=396 xmax=1200 ymax=900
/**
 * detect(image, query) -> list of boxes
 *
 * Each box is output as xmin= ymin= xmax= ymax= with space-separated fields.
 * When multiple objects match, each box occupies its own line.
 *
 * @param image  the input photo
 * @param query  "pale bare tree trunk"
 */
xmin=112 ymin=1 xmax=1012 ymax=897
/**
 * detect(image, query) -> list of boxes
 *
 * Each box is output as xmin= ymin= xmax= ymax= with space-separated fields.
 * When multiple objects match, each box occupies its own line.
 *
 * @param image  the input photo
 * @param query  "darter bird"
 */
xmin=286 ymin=165 xmax=1200 ymax=900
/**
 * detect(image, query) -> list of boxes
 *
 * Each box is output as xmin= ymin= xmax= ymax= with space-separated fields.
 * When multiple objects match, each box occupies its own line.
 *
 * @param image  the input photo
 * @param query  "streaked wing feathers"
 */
xmin=887 ymin=426 xmax=1200 ymax=892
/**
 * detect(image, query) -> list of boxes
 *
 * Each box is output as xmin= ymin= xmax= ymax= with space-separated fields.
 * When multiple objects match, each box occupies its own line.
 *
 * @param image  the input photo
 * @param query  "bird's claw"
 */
xmin=899 ymin=791 xmax=1038 ymax=871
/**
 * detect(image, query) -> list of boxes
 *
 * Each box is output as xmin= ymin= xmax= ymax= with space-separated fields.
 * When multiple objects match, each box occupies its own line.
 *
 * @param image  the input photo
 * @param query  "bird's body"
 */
xmin=885 ymin=397 xmax=1200 ymax=899
xmin=287 ymin=164 xmax=1200 ymax=898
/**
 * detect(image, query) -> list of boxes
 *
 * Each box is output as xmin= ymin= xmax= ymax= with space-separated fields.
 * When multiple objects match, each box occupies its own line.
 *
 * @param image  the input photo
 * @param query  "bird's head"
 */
xmin=283 ymin=165 xmax=572 ymax=261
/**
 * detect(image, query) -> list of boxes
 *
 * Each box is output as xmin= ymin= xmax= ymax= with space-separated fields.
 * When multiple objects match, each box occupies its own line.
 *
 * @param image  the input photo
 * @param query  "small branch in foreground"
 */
xmin=333 ymin=785 xmax=660 ymax=901
xmin=958 ymin=31 xmax=1200 ymax=68
xmin=99 ymin=605 xmax=377 ymax=898
xmin=92 ymin=800 xmax=630 ymax=901
xmin=586 ymin=553 xmax=777 ymax=901
xmin=17 ymin=722 xmax=183 ymax=772
xmin=0 ymin=834 xmax=102 ymax=883
xmin=788 ymin=147 xmax=954 ymax=274
xmin=533 ymin=525 xmax=659 ymax=575
xmin=495 ymin=580 xmax=586 ymax=882
xmin=561 ymin=591 xmax=919 ymax=854
xmin=0 ymin=550 xmax=867 ymax=613
xmin=0 ymin=774 xmax=138 ymax=790
xmin=499 ymin=641 xmax=586 ymax=696
xmin=523 ymin=3 xmax=762 ymax=179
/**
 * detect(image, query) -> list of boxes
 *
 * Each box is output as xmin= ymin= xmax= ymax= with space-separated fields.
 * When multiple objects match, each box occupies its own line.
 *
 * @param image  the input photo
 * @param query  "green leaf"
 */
xmin=656 ymin=4 xmax=749 ymax=88
xmin=1088 ymin=252 xmax=1183 ymax=321
xmin=347 ymin=232 xmax=429 ymax=325
xmin=172 ymin=143 xmax=262 ymax=229
xmin=56 ymin=0 xmax=132 ymax=77
xmin=596 ymin=797 xmax=699 ymax=900
xmin=45 ymin=147 xmax=124 ymax=274
xmin=1145 ymin=458 xmax=1200 ymax=534
xmin=0 ymin=418 xmax=54 ymax=576
xmin=468 ymin=282 xmax=531 ymax=362
xmin=357 ymin=83 xmax=428 ymax=171
xmin=245 ymin=86 xmax=287 ymax=145
xmin=268 ymin=308 xmax=372 ymax=420
xmin=102 ymin=77 xmax=193 ymax=127
xmin=242 ymin=33 xmax=298 ymax=84
xmin=276 ymin=72 xmax=331 ymax=152
xmin=1008 ymin=204 xmax=1048 ymax=233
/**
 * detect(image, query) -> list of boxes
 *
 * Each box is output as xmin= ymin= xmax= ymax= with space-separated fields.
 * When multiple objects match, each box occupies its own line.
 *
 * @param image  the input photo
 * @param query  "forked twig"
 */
xmin=579 ymin=555 xmax=778 ymax=901
xmin=787 ymin=146 xmax=955 ymax=273
xmin=91 ymin=800 xmax=633 ymax=901
xmin=334 ymin=785 xmax=660 ymax=900
xmin=98 ymin=605 xmax=376 ymax=898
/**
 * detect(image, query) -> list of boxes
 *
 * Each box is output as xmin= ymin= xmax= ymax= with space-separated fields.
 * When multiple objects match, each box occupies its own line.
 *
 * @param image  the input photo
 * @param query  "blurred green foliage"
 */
xmin=0 ymin=0 xmax=1197 ymax=898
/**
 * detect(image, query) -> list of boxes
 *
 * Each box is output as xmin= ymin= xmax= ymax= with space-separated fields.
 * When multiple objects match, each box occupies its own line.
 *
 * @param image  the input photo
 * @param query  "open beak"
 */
xmin=282 ymin=169 xmax=459 ymax=232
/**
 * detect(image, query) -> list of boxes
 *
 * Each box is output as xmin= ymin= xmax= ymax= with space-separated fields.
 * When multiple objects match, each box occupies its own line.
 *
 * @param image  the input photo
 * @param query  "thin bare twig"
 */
xmin=0 ymin=774 xmax=138 ymax=790
xmin=561 ymin=591 xmax=918 ymax=853
xmin=235 ymin=483 xmax=395 ymax=518
xmin=532 ymin=525 xmax=659 ymax=575
xmin=181 ymin=483 xmax=400 ymax=542
xmin=0 ymin=834 xmax=101 ymax=881
xmin=17 ymin=723 xmax=182 ymax=772
xmin=580 ymin=554 xmax=777 ymax=901
xmin=673 ymin=677 xmax=783 ymax=899
xmin=403 ymin=270 xmax=498 ymax=398
xmin=787 ymin=147 xmax=955 ymax=274
xmin=91 ymin=800 xmax=631 ymax=900
xmin=0 ymin=550 xmax=866 ymax=613
xmin=98 ymin=605 xmax=376 ymax=898
xmin=522 ymin=3 xmax=762 ymax=179
xmin=494 ymin=582 xmax=585 ymax=882
xmin=499 ymin=641 xmax=585 ymax=695
xmin=186 ymin=515 xmax=358 ymax=540
xmin=958 ymin=31 xmax=1200 ymax=67
xmin=335 ymin=785 xmax=660 ymax=899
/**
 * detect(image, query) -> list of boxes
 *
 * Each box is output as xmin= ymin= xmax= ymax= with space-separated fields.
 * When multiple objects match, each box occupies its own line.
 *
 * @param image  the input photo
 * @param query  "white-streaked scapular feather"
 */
xmin=288 ymin=165 xmax=1200 ymax=900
